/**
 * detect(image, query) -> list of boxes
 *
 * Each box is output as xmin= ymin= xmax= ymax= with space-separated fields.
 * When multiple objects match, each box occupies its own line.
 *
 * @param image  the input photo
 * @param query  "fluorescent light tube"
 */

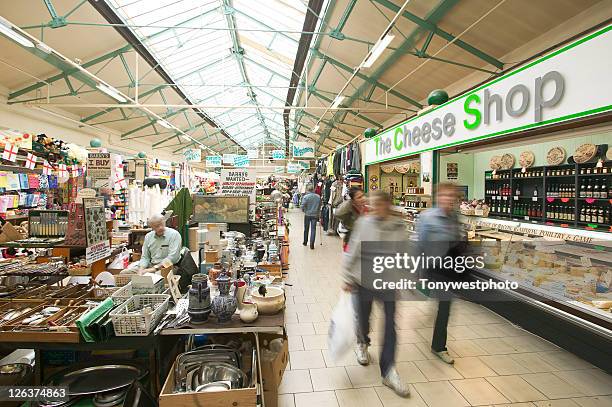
xmin=35 ymin=42 xmax=53 ymax=54
xmin=0 ymin=17 xmax=35 ymax=48
xmin=96 ymin=83 xmax=127 ymax=103
xmin=312 ymin=125 xmax=320 ymax=133
xmin=181 ymin=135 xmax=191 ymax=141
xmin=331 ymin=96 xmax=345 ymax=109
xmin=157 ymin=119 xmax=173 ymax=129
xmin=363 ymin=34 xmax=395 ymax=68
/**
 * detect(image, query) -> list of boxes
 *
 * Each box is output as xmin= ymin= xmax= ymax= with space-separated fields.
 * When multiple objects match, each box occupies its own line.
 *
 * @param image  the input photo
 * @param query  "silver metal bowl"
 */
xmin=197 ymin=362 xmax=247 ymax=389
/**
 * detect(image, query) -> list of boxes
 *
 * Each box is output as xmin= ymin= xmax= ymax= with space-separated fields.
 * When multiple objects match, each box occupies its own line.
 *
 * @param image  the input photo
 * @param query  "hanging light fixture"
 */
xmin=363 ymin=34 xmax=395 ymax=68
xmin=96 ymin=83 xmax=127 ymax=103
xmin=331 ymin=96 xmax=345 ymax=109
xmin=157 ymin=119 xmax=173 ymax=129
xmin=0 ymin=17 xmax=34 ymax=48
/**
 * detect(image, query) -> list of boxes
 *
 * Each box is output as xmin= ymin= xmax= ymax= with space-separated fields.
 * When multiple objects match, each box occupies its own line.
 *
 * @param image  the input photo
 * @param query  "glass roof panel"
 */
xmin=105 ymin=0 xmax=306 ymax=150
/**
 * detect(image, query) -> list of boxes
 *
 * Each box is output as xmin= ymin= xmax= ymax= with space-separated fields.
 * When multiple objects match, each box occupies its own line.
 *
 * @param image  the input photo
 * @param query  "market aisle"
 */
xmin=279 ymin=209 xmax=612 ymax=407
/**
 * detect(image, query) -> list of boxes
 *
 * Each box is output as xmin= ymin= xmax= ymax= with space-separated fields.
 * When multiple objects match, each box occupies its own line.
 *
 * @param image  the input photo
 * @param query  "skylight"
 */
xmin=105 ymin=0 xmax=306 ymax=150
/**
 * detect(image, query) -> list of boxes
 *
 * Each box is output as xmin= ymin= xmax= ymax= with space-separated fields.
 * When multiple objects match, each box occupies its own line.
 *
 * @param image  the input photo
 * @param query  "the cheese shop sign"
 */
xmin=364 ymin=25 xmax=612 ymax=165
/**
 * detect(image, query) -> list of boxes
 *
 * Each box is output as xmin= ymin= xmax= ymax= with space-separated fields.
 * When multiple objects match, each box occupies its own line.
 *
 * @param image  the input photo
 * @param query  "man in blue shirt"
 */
xmin=300 ymin=184 xmax=321 ymax=249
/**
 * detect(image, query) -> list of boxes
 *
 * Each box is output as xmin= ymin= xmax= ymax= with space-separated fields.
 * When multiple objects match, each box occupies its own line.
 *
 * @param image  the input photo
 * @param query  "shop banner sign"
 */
xmin=287 ymin=163 xmax=300 ymax=173
xmin=364 ymin=26 xmax=612 ymax=165
xmin=86 ymin=240 xmax=111 ymax=265
xmin=87 ymin=153 xmax=111 ymax=178
xmin=298 ymin=160 xmax=310 ymax=169
xmin=274 ymin=166 xmax=285 ymax=174
xmin=206 ymin=155 xmax=222 ymax=167
xmin=271 ymin=150 xmax=285 ymax=160
xmin=184 ymin=148 xmax=201 ymax=162
xmin=292 ymin=141 xmax=315 ymax=158
xmin=247 ymin=149 xmax=259 ymax=159
xmin=219 ymin=168 xmax=256 ymax=197
xmin=233 ymin=155 xmax=250 ymax=167
xmin=222 ymin=154 xmax=236 ymax=165
xmin=0 ymin=130 xmax=32 ymax=149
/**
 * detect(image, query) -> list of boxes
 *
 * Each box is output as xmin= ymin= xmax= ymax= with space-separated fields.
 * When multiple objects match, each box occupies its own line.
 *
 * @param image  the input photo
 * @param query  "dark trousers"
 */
xmin=303 ymin=215 xmax=317 ymax=246
xmin=431 ymin=300 xmax=451 ymax=352
xmin=354 ymin=286 xmax=396 ymax=377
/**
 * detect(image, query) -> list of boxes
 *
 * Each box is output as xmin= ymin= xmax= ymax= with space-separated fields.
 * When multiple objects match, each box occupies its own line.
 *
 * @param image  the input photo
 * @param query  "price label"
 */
xmin=580 ymin=256 xmax=592 ymax=267
xmin=532 ymin=197 xmax=538 ymax=202
xmin=524 ymin=216 xmax=530 ymax=221
xmin=513 ymin=196 xmax=518 ymax=201
xmin=503 ymin=196 xmax=508 ymax=201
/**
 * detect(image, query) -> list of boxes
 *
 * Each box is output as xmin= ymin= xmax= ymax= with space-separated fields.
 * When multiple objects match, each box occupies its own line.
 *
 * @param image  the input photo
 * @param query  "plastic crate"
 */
xmin=92 ymin=286 xmax=121 ymax=300
xmin=109 ymin=294 xmax=170 ymax=336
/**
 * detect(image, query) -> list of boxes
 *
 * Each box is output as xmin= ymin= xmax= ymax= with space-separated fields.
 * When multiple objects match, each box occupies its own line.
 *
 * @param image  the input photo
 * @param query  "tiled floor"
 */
xmin=278 ymin=210 xmax=612 ymax=407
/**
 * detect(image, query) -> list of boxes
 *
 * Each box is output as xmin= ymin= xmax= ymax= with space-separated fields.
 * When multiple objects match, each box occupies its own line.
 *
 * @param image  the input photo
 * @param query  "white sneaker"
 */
xmin=356 ymin=343 xmax=370 ymax=366
xmin=432 ymin=350 xmax=455 ymax=364
xmin=382 ymin=367 xmax=410 ymax=397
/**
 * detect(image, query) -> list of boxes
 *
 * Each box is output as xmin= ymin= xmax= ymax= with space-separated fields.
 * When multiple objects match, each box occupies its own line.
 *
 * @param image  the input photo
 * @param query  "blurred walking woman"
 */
xmin=335 ymin=187 xmax=367 ymax=252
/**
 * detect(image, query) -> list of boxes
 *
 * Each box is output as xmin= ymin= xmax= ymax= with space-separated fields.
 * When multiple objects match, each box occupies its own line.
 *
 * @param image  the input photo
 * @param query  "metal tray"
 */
xmin=44 ymin=362 xmax=147 ymax=396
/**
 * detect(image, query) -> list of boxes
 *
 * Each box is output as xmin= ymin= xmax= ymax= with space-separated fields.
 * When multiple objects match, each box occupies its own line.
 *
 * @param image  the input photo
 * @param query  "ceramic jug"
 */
xmin=211 ymin=272 xmax=238 ymax=323
xmin=188 ymin=274 xmax=211 ymax=324
xmin=208 ymin=262 xmax=223 ymax=286
xmin=239 ymin=302 xmax=258 ymax=323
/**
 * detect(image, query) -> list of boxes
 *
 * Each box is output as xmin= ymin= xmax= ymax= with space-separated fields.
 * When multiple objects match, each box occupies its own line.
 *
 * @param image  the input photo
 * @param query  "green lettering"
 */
xmin=394 ymin=127 xmax=403 ymax=151
xmin=463 ymin=94 xmax=481 ymax=130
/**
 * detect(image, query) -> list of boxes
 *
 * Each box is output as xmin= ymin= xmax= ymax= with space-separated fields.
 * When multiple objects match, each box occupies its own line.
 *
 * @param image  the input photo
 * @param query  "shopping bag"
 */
xmin=327 ymin=292 xmax=356 ymax=362
xmin=108 ymin=248 xmax=130 ymax=271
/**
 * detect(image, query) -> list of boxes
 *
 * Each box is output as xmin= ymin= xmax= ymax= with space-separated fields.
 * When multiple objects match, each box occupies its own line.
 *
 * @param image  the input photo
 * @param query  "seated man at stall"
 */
xmin=136 ymin=214 xmax=182 ymax=273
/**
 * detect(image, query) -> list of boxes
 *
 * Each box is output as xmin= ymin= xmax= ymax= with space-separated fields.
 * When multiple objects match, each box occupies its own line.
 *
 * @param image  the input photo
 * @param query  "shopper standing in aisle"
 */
xmin=416 ymin=182 xmax=465 ymax=364
xmin=301 ymin=184 xmax=321 ymax=249
xmin=342 ymin=191 xmax=410 ymax=398
xmin=335 ymin=187 xmax=367 ymax=252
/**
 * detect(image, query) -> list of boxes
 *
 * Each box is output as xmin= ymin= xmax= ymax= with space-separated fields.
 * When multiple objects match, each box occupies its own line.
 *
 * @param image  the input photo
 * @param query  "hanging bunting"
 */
xmin=42 ymin=160 xmax=53 ymax=176
xmin=24 ymin=153 xmax=37 ymax=170
xmin=57 ymin=163 xmax=69 ymax=183
xmin=2 ymin=143 xmax=18 ymax=162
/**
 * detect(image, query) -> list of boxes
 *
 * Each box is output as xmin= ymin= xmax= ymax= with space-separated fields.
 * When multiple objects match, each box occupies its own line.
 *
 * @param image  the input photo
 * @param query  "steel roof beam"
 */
xmin=10 ymin=8 xmax=218 ymax=99
xmin=312 ymin=49 xmax=422 ymax=108
xmin=371 ymin=0 xmax=503 ymax=69
xmin=223 ymin=1 xmax=272 ymax=141
xmin=315 ymin=0 xmax=458 ymax=150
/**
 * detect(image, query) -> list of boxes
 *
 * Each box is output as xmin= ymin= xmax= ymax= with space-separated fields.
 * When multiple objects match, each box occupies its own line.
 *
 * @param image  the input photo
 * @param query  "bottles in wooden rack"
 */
xmin=579 ymin=178 xmax=609 ymax=198
xmin=579 ymin=206 xmax=609 ymax=224
xmin=546 ymin=204 xmax=575 ymax=221
xmin=547 ymin=183 xmax=575 ymax=198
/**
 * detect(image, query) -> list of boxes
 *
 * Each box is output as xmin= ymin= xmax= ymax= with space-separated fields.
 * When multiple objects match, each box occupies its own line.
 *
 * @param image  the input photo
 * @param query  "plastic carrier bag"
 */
xmin=327 ymin=292 xmax=356 ymax=362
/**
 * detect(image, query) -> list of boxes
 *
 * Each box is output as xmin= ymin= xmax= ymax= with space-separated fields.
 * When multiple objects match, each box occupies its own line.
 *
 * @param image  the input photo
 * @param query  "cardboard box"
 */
xmin=205 ymin=249 xmax=219 ymax=263
xmin=264 ymin=390 xmax=278 ymax=407
xmin=260 ymin=333 xmax=289 ymax=392
xmin=159 ymin=359 xmax=256 ymax=407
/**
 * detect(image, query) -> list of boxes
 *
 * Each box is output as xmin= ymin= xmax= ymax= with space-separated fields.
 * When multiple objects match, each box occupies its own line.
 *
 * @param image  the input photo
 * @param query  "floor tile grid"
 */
xmin=278 ymin=210 xmax=611 ymax=407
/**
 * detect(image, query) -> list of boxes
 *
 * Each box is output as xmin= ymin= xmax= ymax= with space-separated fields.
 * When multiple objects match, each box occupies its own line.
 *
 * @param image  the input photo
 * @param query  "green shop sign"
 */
xmin=364 ymin=25 xmax=612 ymax=165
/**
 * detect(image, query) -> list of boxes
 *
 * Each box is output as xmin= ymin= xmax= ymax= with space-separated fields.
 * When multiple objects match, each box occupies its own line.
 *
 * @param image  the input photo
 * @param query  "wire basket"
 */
xmin=110 ymin=294 xmax=170 ymax=336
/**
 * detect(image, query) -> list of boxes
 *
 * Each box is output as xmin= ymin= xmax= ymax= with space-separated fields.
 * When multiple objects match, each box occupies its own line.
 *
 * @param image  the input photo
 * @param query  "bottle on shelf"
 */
xmin=586 ymin=180 xmax=593 ymax=198
xmin=533 ymin=186 xmax=538 ymax=197
xmin=593 ymin=178 xmax=600 ymax=198
xmin=580 ymin=180 xmax=586 ymax=198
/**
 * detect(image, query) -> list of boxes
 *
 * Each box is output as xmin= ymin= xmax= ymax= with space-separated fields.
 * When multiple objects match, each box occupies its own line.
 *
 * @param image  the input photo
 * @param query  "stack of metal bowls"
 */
xmin=174 ymin=344 xmax=250 ymax=393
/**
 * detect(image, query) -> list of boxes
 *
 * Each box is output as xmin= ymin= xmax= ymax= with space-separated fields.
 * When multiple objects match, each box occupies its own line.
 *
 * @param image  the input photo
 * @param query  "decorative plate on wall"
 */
xmin=519 ymin=151 xmax=535 ymax=168
xmin=573 ymin=143 xmax=597 ymax=163
xmin=489 ymin=156 xmax=502 ymax=170
xmin=500 ymin=153 xmax=515 ymax=169
xmin=546 ymin=146 xmax=566 ymax=166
